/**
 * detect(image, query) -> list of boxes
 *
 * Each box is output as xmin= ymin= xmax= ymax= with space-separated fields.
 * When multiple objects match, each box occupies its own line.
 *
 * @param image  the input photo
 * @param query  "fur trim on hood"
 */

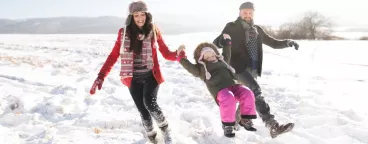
xmin=193 ymin=42 xmax=220 ymax=63
xmin=193 ymin=42 xmax=235 ymax=80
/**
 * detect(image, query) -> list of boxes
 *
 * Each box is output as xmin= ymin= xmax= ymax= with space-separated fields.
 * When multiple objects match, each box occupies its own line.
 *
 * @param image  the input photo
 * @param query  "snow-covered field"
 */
xmin=0 ymin=33 xmax=368 ymax=144
xmin=332 ymin=32 xmax=368 ymax=40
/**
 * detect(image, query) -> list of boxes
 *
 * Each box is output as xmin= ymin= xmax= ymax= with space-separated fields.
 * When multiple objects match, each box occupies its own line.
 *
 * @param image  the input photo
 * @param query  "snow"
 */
xmin=1 ymin=33 xmax=368 ymax=144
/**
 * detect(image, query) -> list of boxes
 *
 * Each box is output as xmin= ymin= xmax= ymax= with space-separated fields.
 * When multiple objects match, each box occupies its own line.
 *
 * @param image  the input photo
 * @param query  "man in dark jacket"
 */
xmin=213 ymin=2 xmax=299 ymax=138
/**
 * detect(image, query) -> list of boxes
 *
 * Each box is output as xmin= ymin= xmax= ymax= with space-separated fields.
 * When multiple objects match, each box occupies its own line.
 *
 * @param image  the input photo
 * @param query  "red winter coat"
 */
xmin=98 ymin=27 xmax=177 ymax=88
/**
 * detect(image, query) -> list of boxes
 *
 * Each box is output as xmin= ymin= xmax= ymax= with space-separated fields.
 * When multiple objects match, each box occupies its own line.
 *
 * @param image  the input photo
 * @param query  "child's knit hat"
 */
xmin=197 ymin=47 xmax=236 ymax=80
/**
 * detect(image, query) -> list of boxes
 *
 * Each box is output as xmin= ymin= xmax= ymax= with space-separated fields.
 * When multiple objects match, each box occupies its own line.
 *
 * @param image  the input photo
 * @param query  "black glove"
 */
xmin=220 ymin=35 xmax=232 ymax=47
xmin=287 ymin=40 xmax=299 ymax=50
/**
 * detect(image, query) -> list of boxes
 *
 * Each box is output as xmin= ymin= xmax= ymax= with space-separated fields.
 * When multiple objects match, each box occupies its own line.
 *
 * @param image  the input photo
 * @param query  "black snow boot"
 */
xmin=159 ymin=124 xmax=174 ymax=144
xmin=142 ymin=119 xmax=157 ymax=143
xmin=239 ymin=119 xmax=257 ymax=131
xmin=266 ymin=119 xmax=294 ymax=138
xmin=222 ymin=125 xmax=236 ymax=138
xmin=147 ymin=130 xmax=157 ymax=144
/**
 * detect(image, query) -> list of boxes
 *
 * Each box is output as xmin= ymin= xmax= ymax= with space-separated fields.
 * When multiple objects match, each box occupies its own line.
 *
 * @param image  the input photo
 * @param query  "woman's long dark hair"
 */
xmin=126 ymin=12 xmax=153 ymax=54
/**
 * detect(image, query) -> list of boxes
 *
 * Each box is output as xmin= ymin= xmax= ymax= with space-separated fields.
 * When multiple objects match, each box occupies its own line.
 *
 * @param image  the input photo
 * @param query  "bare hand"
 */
xmin=220 ymin=34 xmax=232 ymax=46
xmin=223 ymin=34 xmax=231 ymax=40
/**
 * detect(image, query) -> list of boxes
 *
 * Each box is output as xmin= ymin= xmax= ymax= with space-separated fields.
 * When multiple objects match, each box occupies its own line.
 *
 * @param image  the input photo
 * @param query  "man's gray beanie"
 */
xmin=239 ymin=2 xmax=255 ymax=10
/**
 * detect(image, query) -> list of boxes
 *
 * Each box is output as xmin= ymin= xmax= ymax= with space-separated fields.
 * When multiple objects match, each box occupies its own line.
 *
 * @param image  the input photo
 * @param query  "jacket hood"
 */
xmin=193 ymin=42 xmax=220 ymax=64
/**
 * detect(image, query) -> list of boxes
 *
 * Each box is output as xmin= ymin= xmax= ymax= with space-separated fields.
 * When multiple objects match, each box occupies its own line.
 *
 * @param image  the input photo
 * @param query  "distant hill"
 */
xmin=343 ymin=28 xmax=368 ymax=32
xmin=2 ymin=16 xmax=366 ymax=35
xmin=0 ymin=16 xmax=222 ymax=35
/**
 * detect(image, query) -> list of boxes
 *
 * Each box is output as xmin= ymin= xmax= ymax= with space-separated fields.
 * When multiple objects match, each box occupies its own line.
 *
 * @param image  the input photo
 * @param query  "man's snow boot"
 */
xmin=266 ymin=119 xmax=294 ymax=138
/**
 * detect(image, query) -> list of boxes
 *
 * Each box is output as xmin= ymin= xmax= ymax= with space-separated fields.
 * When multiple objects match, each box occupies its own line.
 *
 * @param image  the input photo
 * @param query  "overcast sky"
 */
xmin=1 ymin=0 xmax=367 ymax=27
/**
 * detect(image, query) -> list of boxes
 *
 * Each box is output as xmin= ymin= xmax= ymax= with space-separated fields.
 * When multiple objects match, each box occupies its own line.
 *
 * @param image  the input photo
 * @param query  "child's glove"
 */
xmin=220 ymin=34 xmax=232 ymax=46
xmin=90 ymin=75 xmax=104 ymax=95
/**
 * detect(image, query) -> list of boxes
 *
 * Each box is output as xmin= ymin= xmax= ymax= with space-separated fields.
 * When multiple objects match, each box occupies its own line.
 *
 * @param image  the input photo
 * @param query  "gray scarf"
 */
xmin=240 ymin=19 xmax=259 ymax=43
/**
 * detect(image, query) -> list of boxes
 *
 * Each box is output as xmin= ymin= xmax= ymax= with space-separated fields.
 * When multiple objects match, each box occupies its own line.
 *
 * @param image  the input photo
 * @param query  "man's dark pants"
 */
xmin=235 ymin=68 xmax=275 ymax=126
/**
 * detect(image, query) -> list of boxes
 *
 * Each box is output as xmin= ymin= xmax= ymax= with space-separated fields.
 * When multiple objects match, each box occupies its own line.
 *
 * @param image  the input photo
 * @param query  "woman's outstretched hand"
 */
xmin=177 ymin=44 xmax=186 ymax=55
xmin=90 ymin=76 xmax=104 ymax=95
xmin=176 ymin=44 xmax=187 ymax=61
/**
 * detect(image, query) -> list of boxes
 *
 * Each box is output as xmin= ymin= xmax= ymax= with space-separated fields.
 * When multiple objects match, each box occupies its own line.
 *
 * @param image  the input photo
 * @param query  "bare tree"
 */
xmin=277 ymin=22 xmax=297 ymax=39
xmin=298 ymin=11 xmax=334 ymax=39
xmin=259 ymin=25 xmax=278 ymax=38
xmin=272 ymin=11 xmax=334 ymax=40
xmin=360 ymin=36 xmax=368 ymax=40
xmin=277 ymin=22 xmax=309 ymax=40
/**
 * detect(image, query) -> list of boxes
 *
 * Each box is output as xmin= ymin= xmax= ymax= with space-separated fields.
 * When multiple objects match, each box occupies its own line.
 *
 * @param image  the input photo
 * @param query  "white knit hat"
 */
xmin=197 ymin=47 xmax=236 ymax=80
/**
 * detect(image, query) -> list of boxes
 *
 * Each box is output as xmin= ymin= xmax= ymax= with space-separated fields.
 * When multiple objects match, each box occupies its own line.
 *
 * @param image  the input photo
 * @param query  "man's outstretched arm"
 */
xmin=256 ymin=25 xmax=299 ymax=50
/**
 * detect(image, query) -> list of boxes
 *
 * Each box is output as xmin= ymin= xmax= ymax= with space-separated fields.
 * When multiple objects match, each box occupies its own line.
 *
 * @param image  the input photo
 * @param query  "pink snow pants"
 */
xmin=217 ymin=84 xmax=256 ymax=124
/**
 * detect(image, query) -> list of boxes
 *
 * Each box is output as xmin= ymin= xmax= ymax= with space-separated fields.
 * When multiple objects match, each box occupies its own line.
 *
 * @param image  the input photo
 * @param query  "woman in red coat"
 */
xmin=89 ymin=1 xmax=183 ymax=143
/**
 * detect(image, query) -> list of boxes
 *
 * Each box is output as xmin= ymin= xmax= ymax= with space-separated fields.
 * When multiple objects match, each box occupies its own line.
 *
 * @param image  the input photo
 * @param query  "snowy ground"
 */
xmin=332 ymin=32 xmax=368 ymax=40
xmin=0 ymin=33 xmax=368 ymax=144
